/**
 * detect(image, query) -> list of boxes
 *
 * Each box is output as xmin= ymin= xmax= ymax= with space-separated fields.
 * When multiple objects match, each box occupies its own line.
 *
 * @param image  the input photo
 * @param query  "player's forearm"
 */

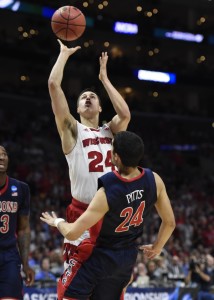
xmin=101 ymin=78 xmax=130 ymax=120
xmin=17 ymin=229 xmax=31 ymax=268
xmin=48 ymin=52 xmax=70 ymax=87
xmin=57 ymin=220 xmax=84 ymax=241
xmin=153 ymin=220 xmax=175 ymax=251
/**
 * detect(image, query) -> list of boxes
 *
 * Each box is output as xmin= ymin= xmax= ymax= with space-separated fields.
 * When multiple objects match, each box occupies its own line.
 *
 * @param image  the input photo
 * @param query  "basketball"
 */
xmin=51 ymin=6 xmax=86 ymax=41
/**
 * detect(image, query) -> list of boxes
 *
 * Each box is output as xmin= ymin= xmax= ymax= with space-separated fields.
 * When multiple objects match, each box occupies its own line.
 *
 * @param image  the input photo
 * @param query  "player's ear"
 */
xmin=114 ymin=152 xmax=119 ymax=162
xmin=99 ymin=105 xmax=102 ymax=113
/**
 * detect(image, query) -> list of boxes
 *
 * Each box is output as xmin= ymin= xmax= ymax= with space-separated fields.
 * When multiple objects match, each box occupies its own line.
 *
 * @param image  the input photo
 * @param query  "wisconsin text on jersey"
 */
xmin=82 ymin=137 xmax=112 ymax=147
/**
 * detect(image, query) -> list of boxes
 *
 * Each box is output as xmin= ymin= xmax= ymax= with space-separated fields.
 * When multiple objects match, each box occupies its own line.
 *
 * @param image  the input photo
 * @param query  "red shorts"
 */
xmin=63 ymin=198 xmax=89 ymax=263
xmin=59 ymin=199 xmax=99 ymax=300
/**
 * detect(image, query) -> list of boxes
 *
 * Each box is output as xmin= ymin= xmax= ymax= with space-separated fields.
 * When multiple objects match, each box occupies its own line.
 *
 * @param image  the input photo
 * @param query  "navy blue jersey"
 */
xmin=0 ymin=176 xmax=30 ymax=249
xmin=96 ymin=168 xmax=157 ymax=248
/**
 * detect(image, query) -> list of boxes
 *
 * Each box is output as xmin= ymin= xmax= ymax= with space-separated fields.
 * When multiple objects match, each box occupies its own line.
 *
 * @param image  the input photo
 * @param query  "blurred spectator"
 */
xmin=154 ymin=255 xmax=169 ymax=284
xmin=29 ymin=247 xmax=45 ymax=275
xmin=132 ymin=263 xmax=150 ymax=288
xmin=184 ymin=255 xmax=213 ymax=299
xmin=167 ymin=255 xmax=185 ymax=286
xmin=35 ymin=257 xmax=56 ymax=282
xmin=49 ymin=249 xmax=64 ymax=278
xmin=206 ymin=255 xmax=214 ymax=277
xmin=146 ymin=260 xmax=161 ymax=287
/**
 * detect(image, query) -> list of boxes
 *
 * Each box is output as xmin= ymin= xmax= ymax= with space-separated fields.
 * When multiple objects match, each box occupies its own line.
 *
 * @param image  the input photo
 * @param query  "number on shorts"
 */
xmin=115 ymin=201 xmax=145 ymax=232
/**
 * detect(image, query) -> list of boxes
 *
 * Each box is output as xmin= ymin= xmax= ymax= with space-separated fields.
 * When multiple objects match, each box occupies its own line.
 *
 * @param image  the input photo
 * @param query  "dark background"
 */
xmin=1 ymin=0 xmax=214 ymax=118
xmin=0 ymin=0 xmax=213 ymax=264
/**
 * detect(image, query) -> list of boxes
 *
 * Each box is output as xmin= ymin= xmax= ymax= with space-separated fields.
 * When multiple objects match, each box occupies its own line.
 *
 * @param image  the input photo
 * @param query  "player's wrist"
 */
xmin=54 ymin=218 xmax=65 ymax=228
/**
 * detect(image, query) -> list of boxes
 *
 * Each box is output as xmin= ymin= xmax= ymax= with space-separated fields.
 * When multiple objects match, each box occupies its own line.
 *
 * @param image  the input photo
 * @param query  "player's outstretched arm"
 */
xmin=48 ymin=40 xmax=81 ymax=153
xmin=99 ymin=52 xmax=131 ymax=133
xmin=139 ymin=172 xmax=176 ymax=259
xmin=40 ymin=187 xmax=109 ymax=240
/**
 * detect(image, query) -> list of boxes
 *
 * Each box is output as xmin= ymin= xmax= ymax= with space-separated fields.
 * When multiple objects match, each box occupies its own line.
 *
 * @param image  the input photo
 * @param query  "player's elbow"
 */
xmin=65 ymin=231 xmax=80 ymax=241
xmin=122 ymin=110 xmax=131 ymax=123
xmin=118 ymin=112 xmax=131 ymax=130
xmin=166 ymin=218 xmax=176 ymax=231
xmin=48 ymin=78 xmax=60 ymax=90
xmin=161 ymin=214 xmax=176 ymax=231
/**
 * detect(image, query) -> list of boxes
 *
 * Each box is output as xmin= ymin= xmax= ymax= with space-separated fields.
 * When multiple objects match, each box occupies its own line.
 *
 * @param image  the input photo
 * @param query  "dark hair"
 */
xmin=77 ymin=88 xmax=102 ymax=107
xmin=0 ymin=145 xmax=7 ymax=155
xmin=113 ymin=131 xmax=144 ymax=167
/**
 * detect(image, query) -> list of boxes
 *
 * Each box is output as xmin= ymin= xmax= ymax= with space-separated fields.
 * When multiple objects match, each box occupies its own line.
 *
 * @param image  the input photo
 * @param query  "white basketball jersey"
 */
xmin=65 ymin=121 xmax=114 ymax=204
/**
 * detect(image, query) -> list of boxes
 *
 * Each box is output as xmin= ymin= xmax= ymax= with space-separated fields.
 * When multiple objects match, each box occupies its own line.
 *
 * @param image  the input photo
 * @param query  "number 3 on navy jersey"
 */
xmin=88 ymin=150 xmax=114 ymax=172
xmin=0 ymin=214 xmax=9 ymax=233
xmin=115 ymin=201 xmax=145 ymax=232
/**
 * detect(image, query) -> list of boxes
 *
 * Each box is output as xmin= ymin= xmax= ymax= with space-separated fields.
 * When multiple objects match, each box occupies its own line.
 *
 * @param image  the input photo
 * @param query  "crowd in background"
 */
xmin=0 ymin=102 xmax=213 ymax=294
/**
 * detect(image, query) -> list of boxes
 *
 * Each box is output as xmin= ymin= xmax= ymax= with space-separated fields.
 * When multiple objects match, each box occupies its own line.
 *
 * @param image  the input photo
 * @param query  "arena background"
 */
xmin=0 ymin=0 xmax=213 ymax=299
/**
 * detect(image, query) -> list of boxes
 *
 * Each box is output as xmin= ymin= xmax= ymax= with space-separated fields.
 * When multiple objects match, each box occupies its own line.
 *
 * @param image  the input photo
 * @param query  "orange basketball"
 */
xmin=51 ymin=6 xmax=86 ymax=41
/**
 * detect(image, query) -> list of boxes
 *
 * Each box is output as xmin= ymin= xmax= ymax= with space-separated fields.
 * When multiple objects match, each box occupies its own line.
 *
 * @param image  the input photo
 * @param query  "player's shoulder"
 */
xmin=150 ymin=171 xmax=165 ymax=191
xmin=143 ymin=167 xmax=156 ymax=179
xmin=100 ymin=171 xmax=116 ymax=181
xmin=142 ymin=168 xmax=161 ymax=190
xmin=143 ymin=167 xmax=153 ymax=174
xmin=9 ymin=177 xmax=29 ymax=189
xmin=98 ymin=171 xmax=117 ymax=190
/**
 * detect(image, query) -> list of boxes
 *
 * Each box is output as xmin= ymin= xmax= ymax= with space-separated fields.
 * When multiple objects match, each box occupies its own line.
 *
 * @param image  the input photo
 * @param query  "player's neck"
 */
xmin=81 ymin=116 xmax=99 ymax=129
xmin=0 ymin=173 xmax=7 ymax=187
xmin=119 ymin=167 xmax=141 ymax=179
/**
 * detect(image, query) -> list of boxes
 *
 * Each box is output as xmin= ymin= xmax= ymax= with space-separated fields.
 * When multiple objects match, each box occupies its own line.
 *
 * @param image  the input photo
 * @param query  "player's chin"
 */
xmin=83 ymin=109 xmax=96 ymax=117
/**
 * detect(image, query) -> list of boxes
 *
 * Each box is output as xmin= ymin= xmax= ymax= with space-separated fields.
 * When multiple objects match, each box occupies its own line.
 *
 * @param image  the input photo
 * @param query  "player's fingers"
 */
xmin=40 ymin=212 xmax=46 ymax=218
xmin=57 ymin=39 xmax=63 ymax=46
xmin=144 ymin=251 xmax=154 ymax=259
xmin=25 ymin=270 xmax=35 ymax=286
xmin=26 ymin=278 xmax=34 ymax=286
xmin=139 ymin=245 xmax=145 ymax=250
xmin=41 ymin=212 xmax=50 ymax=218
xmin=74 ymin=46 xmax=81 ymax=51
xmin=139 ymin=245 xmax=151 ymax=251
xmin=52 ymin=211 xmax=57 ymax=218
xmin=25 ymin=277 xmax=31 ymax=286
xmin=40 ymin=216 xmax=50 ymax=223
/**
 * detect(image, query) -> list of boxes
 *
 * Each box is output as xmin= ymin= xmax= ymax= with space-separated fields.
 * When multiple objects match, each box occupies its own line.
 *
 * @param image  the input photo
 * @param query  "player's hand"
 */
xmin=57 ymin=39 xmax=81 ymax=56
xmin=99 ymin=52 xmax=108 ymax=81
xmin=40 ymin=211 xmax=58 ymax=227
xmin=139 ymin=244 xmax=162 ymax=260
xmin=23 ymin=266 xmax=35 ymax=286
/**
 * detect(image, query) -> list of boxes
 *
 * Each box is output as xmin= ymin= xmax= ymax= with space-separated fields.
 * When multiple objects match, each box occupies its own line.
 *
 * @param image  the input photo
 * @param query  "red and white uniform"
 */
xmin=62 ymin=121 xmax=114 ymax=268
xmin=65 ymin=121 xmax=114 ymax=204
